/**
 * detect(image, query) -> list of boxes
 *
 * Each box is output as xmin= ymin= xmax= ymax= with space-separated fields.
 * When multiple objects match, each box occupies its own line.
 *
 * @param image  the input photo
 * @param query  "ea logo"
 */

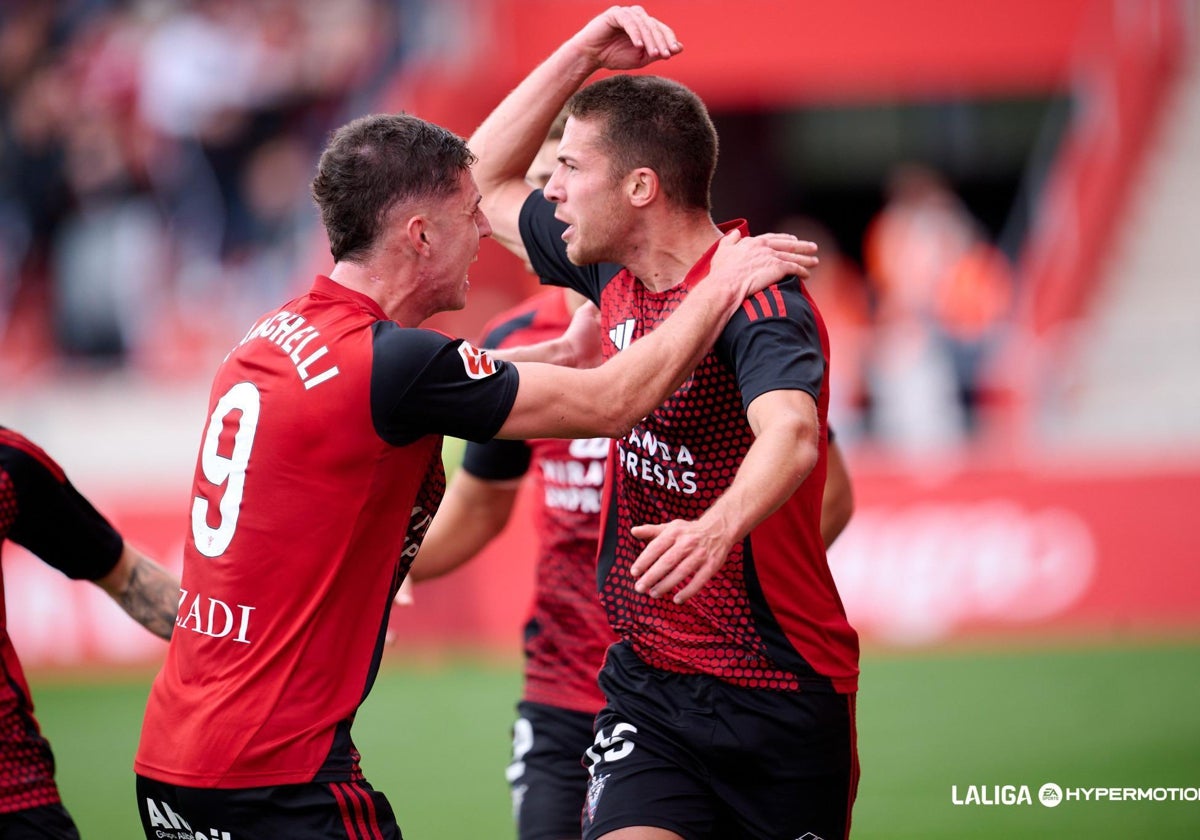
xmin=1039 ymin=782 xmax=1063 ymax=808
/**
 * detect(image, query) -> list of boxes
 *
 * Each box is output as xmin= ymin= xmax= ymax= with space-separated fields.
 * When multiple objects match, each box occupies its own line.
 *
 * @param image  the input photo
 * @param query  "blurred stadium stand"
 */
xmin=1 ymin=0 xmax=1198 ymax=666
xmin=1039 ymin=49 xmax=1200 ymax=449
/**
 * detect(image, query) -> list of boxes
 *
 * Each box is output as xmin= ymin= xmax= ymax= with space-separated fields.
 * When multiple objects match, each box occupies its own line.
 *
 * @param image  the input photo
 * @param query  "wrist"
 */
xmin=699 ymin=504 xmax=740 ymax=549
xmin=559 ymin=37 xmax=603 ymax=79
xmin=694 ymin=268 xmax=743 ymax=319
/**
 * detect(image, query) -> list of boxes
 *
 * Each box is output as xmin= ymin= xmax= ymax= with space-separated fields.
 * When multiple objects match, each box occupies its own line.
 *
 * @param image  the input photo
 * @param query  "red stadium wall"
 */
xmin=7 ymin=462 xmax=1198 ymax=668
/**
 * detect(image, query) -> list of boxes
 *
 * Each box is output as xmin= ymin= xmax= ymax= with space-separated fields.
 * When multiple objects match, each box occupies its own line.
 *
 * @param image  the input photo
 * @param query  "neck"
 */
xmin=621 ymin=211 xmax=723 ymax=293
xmin=328 ymin=260 xmax=425 ymax=326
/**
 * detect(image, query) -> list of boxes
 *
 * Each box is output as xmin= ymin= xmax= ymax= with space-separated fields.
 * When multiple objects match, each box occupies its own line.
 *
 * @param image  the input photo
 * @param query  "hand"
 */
xmin=561 ymin=299 xmax=603 ymax=368
xmin=629 ymin=516 xmax=736 ymax=604
xmin=393 ymin=576 xmax=415 ymax=607
xmin=571 ymin=5 xmax=683 ymax=71
xmin=708 ymin=230 xmax=819 ymax=300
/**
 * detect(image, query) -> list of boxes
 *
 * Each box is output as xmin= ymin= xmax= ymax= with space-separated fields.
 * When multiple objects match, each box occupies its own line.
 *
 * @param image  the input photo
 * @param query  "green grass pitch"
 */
xmin=32 ymin=640 xmax=1200 ymax=838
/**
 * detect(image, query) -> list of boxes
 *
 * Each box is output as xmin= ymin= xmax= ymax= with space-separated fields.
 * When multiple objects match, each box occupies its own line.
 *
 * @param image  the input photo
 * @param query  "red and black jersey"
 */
xmin=520 ymin=195 xmax=859 ymax=693
xmin=0 ymin=428 xmax=123 ymax=814
xmin=136 ymin=276 xmax=519 ymax=788
xmin=462 ymin=290 xmax=616 ymax=714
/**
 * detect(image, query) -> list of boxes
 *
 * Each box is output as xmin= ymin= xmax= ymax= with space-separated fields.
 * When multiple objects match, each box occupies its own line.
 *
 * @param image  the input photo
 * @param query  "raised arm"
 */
xmin=469 ymin=6 xmax=681 ymax=255
xmin=94 ymin=543 xmax=180 ymax=641
xmin=496 ymin=231 xmax=813 ymax=441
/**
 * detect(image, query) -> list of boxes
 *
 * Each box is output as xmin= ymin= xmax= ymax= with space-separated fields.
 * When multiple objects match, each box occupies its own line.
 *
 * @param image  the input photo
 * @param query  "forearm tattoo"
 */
xmin=119 ymin=559 xmax=179 ymax=641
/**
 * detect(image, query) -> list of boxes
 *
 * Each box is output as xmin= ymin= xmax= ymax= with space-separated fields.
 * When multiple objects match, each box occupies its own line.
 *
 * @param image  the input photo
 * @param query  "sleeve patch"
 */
xmin=457 ymin=341 xmax=500 ymax=379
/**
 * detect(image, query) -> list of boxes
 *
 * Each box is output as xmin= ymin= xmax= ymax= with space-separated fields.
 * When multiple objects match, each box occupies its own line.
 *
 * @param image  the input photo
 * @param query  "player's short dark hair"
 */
xmin=567 ymin=75 xmax=716 ymax=211
xmin=312 ymin=113 xmax=476 ymax=263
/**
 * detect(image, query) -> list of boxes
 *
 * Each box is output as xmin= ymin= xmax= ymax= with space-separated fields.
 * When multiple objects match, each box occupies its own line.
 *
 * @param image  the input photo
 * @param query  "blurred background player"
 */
xmin=469 ymin=6 xmax=860 ymax=838
xmin=0 ymin=426 xmax=177 ymax=839
xmin=409 ymin=117 xmax=857 ymax=840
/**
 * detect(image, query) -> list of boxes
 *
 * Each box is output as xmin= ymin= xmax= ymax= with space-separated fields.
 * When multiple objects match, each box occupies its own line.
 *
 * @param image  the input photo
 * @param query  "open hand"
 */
xmin=629 ymin=516 xmax=735 ymax=604
xmin=709 ymin=230 xmax=820 ymax=299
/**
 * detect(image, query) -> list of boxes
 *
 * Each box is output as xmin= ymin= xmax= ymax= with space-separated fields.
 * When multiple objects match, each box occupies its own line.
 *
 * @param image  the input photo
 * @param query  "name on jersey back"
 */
xmin=233 ymin=310 xmax=341 ymax=390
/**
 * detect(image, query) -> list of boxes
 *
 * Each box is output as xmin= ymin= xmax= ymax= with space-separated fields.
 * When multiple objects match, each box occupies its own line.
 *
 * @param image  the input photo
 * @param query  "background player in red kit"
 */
xmin=408 ymin=127 xmax=857 ymax=840
xmin=132 ymin=106 xmax=817 ymax=839
xmin=470 ymin=6 xmax=861 ymax=839
xmin=0 ymin=426 xmax=178 ymax=839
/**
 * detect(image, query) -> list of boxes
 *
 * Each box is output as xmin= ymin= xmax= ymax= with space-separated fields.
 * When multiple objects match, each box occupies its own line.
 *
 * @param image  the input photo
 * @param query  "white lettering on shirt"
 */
xmin=176 ymin=589 xmax=255 ymax=644
xmin=236 ymin=310 xmax=340 ymax=390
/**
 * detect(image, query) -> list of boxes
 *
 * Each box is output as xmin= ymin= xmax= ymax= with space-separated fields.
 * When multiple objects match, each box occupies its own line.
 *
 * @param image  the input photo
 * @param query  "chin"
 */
xmin=565 ymin=240 xmax=592 ymax=267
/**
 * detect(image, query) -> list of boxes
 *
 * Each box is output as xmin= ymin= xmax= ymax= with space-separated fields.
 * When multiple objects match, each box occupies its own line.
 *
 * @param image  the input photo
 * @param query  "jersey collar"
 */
xmin=681 ymin=219 xmax=750 ymax=289
xmin=311 ymin=275 xmax=390 ymax=321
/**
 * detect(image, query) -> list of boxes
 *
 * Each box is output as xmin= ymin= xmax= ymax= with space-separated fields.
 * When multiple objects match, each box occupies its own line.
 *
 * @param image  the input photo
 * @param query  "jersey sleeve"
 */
xmin=518 ymin=191 xmax=621 ymax=303
xmin=0 ymin=441 xmax=123 ymax=581
xmin=716 ymin=277 xmax=826 ymax=410
xmin=461 ymin=437 xmax=532 ymax=481
xmin=370 ymin=323 xmax=521 ymax=447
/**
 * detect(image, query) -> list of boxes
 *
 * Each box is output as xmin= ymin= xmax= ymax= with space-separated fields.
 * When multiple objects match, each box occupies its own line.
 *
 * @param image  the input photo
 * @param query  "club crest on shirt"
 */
xmin=585 ymin=773 xmax=610 ymax=823
xmin=457 ymin=341 xmax=498 ymax=379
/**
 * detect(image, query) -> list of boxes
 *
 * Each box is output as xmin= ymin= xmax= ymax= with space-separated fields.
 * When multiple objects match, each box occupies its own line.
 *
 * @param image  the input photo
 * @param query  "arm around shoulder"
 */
xmin=495 ymin=232 xmax=817 ymax=441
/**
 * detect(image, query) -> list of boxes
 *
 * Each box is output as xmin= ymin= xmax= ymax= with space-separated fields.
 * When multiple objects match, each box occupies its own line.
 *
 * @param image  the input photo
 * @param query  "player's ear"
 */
xmin=627 ymin=168 xmax=658 ymax=208
xmin=406 ymin=215 xmax=431 ymax=255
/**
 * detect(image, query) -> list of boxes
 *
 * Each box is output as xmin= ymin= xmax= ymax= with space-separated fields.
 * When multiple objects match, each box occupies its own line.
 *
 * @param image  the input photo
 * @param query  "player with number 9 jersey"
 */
xmin=135 ymin=275 xmax=520 ymax=791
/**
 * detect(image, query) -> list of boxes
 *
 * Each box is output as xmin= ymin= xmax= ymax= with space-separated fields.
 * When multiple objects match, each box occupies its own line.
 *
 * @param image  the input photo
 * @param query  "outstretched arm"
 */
xmin=470 ymin=5 xmax=681 ymax=255
xmin=489 ymin=300 xmax=603 ymax=368
xmin=94 ymin=544 xmax=179 ymax=641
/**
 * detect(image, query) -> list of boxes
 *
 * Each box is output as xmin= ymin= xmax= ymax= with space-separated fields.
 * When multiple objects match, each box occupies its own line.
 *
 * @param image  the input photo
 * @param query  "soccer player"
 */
xmin=132 ymin=110 xmax=816 ymax=839
xmin=408 ymin=127 xmax=857 ymax=840
xmin=469 ymin=6 xmax=861 ymax=839
xmin=0 ymin=426 xmax=178 ymax=839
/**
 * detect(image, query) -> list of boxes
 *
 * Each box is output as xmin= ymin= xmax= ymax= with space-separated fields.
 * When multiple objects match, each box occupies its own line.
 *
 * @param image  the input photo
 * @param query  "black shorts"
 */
xmin=0 ymin=803 xmax=80 ymax=839
xmin=582 ymin=643 xmax=859 ymax=840
xmin=507 ymin=700 xmax=596 ymax=840
xmin=135 ymin=775 xmax=401 ymax=840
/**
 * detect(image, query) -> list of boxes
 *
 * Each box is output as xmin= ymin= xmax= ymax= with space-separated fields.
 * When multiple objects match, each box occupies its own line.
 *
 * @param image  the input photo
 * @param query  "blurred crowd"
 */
xmin=0 ymin=1 xmax=1016 ymax=449
xmin=785 ymin=164 xmax=1016 ymax=452
xmin=0 ymin=0 xmax=406 ymax=374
